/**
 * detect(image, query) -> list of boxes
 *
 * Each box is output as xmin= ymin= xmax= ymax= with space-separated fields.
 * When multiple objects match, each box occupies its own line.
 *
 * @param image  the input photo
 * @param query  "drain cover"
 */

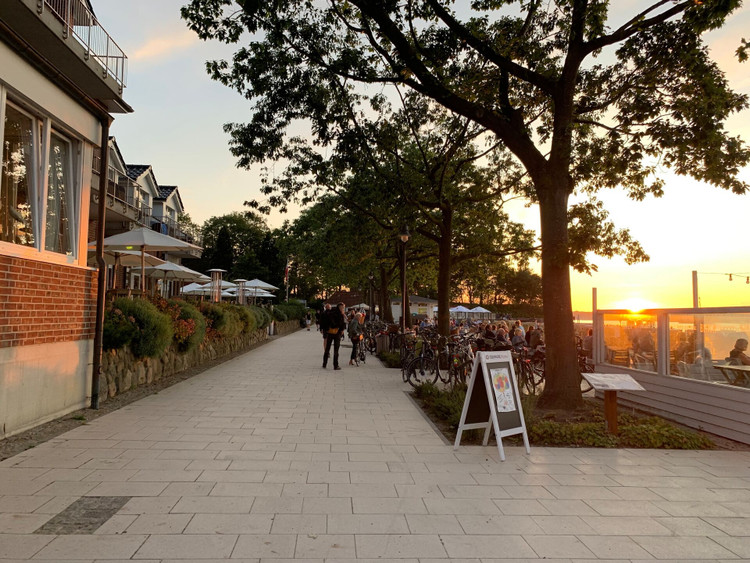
xmin=34 ymin=496 xmax=131 ymax=535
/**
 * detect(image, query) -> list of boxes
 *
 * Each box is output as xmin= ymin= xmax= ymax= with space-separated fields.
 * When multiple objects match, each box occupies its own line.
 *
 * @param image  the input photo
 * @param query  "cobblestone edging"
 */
xmin=98 ymin=320 xmax=300 ymax=402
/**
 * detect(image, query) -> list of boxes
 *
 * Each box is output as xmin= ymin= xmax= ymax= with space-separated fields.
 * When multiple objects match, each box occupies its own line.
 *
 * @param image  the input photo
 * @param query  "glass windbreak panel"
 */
xmin=602 ymin=313 xmax=658 ymax=372
xmin=45 ymin=132 xmax=74 ymax=255
xmin=1 ymin=104 xmax=36 ymax=247
xmin=669 ymin=313 xmax=750 ymax=384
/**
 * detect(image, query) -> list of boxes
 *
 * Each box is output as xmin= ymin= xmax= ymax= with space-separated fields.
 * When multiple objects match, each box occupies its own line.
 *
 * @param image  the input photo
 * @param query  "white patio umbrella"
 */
xmin=87 ymin=249 xmax=165 ymax=268
xmin=181 ymin=282 xmax=207 ymax=294
xmin=182 ymin=286 xmax=213 ymax=296
xmin=246 ymin=278 xmax=279 ymax=290
xmin=91 ymin=227 xmax=202 ymax=291
xmin=87 ymin=249 xmax=166 ymax=290
xmin=135 ymin=262 xmax=207 ymax=282
xmin=450 ymin=305 xmax=471 ymax=319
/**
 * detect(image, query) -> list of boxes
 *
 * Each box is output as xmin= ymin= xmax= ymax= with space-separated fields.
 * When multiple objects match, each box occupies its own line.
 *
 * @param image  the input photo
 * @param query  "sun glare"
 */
xmin=611 ymin=297 xmax=660 ymax=313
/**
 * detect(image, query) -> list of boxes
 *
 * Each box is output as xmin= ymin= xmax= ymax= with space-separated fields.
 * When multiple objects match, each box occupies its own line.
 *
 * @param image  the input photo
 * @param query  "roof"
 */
xmin=126 ymin=164 xmax=151 ymax=182
xmin=390 ymin=295 xmax=438 ymax=304
xmin=156 ymin=185 xmax=184 ymax=210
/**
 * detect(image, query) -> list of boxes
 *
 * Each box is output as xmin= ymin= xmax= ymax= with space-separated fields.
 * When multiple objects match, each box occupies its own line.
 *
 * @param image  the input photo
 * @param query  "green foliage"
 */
xmin=231 ymin=305 xmax=255 ymax=334
xmin=249 ymin=306 xmax=273 ymax=330
xmin=275 ymin=300 xmax=306 ymax=320
xmin=199 ymin=302 xmax=226 ymax=339
xmin=617 ymin=416 xmax=715 ymax=449
xmin=182 ymin=0 xmax=750 ymax=410
xmin=272 ymin=308 xmax=288 ymax=322
xmin=167 ymin=299 xmax=206 ymax=352
xmin=110 ymin=298 xmax=173 ymax=358
xmin=217 ymin=304 xmax=243 ymax=338
xmin=377 ymin=351 xmax=402 ymax=368
xmin=103 ymin=306 xmax=137 ymax=351
xmin=413 ymin=384 xmax=714 ymax=450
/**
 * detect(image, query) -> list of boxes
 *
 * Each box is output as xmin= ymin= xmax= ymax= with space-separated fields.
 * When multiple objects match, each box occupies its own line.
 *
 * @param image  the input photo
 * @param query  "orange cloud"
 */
xmin=131 ymin=30 xmax=198 ymax=62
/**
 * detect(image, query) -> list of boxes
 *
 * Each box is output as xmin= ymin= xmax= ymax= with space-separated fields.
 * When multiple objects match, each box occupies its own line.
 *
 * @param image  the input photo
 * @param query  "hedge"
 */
xmin=104 ymin=298 xmax=173 ymax=358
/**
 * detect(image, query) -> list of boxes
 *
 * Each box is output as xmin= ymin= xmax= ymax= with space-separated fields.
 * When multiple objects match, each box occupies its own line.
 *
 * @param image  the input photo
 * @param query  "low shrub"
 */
xmin=412 ymin=383 xmax=715 ymax=450
xmin=272 ymin=308 xmax=288 ymax=322
xmin=274 ymin=300 xmax=306 ymax=320
xmin=218 ymin=304 xmax=243 ymax=338
xmin=110 ymin=298 xmax=173 ymax=358
xmin=232 ymin=305 xmax=255 ymax=333
xmin=199 ymin=302 xmax=225 ymax=339
xmin=103 ymin=307 xmax=137 ymax=351
xmin=249 ymin=306 xmax=273 ymax=330
xmin=377 ymin=351 xmax=401 ymax=368
xmin=167 ymin=299 xmax=206 ymax=352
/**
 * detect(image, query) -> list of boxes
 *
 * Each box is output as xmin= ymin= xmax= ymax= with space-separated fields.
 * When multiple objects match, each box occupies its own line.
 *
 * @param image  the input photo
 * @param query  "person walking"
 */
xmin=319 ymin=303 xmax=331 ymax=349
xmin=348 ymin=312 xmax=365 ymax=365
xmin=322 ymin=302 xmax=347 ymax=370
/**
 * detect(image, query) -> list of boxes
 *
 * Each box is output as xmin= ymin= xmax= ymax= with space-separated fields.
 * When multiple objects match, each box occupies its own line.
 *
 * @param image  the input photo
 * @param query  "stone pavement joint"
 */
xmin=0 ymin=329 xmax=749 ymax=561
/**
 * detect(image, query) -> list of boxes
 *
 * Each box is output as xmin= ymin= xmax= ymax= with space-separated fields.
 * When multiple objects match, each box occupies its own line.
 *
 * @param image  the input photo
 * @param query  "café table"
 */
xmin=715 ymin=364 xmax=750 ymax=387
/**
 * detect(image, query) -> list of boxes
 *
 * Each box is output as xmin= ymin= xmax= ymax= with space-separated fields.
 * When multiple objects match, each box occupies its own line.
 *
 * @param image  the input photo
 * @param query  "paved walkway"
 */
xmin=1 ymin=329 xmax=749 ymax=562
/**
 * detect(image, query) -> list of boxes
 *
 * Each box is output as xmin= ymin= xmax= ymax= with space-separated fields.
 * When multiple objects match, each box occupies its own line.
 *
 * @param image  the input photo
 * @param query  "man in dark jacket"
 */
xmin=322 ymin=302 xmax=347 ymax=370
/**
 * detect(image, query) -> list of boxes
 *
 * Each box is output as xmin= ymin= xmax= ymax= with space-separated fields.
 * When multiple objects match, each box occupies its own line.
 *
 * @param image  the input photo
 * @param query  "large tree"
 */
xmin=182 ymin=0 xmax=749 ymax=409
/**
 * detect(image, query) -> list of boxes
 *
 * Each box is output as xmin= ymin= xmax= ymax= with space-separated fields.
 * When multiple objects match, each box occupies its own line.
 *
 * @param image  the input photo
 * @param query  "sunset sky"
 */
xmin=93 ymin=1 xmax=750 ymax=312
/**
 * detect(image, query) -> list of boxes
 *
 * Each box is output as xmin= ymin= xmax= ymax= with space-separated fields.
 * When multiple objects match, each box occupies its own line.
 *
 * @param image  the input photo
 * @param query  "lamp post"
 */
xmin=368 ymin=271 xmax=374 ymax=321
xmin=399 ymin=225 xmax=410 ymax=334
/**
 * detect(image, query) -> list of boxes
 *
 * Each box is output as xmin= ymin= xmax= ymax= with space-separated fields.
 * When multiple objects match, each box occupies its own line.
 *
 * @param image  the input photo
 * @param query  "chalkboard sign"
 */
xmin=454 ymin=351 xmax=530 ymax=461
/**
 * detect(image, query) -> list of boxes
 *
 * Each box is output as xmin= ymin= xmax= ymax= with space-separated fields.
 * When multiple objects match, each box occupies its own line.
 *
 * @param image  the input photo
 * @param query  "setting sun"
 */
xmin=610 ymin=297 xmax=661 ymax=312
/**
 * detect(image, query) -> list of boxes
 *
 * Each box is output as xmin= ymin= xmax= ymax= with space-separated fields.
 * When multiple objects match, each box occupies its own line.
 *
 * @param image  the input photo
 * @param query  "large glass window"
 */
xmin=45 ymin=132 xmax=75 ymax=254
xmin=1 ymin=104 xmax=36 ymax=247
xmin=669 ymin=313 xmax=750 ymax=382
xmin=0 ymin=94 xmax=80 ymax=257
xmin=602 ymin=312 xmax=658 ymax=372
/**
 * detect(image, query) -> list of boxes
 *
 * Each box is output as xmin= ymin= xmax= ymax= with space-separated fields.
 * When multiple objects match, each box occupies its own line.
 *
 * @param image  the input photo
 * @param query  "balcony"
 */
xmin=150 ymin=216 xmax=202 ymax=252
xmin=0 ymin=0 xmax=131 ymax=113
xmin=91 ymin=162 xmax=152 ymax=231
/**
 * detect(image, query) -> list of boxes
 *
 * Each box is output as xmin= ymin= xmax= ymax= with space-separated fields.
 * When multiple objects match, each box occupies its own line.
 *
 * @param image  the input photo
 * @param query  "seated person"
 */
xmin=511 ymin=328 xmax=526 ymax=350
xmin=727 ymin=338 xmax=750 ymax=366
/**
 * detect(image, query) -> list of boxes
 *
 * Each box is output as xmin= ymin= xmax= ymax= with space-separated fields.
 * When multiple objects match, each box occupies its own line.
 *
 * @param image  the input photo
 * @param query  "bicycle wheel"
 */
xmin=406 ymin=356 xmax=439 ymax=387
xmin=365 ymin=336 xmax=377 ymax=354
xmin=516 ymin=361 xmax=536 ymax=395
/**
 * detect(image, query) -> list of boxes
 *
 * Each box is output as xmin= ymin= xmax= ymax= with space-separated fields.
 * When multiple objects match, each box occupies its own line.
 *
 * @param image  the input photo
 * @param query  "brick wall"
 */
xmin=0 ymin=255 xmax=97 ymax=348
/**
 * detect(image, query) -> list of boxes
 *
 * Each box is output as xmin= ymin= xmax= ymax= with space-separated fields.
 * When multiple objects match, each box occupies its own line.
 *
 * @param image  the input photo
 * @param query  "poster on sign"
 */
xmin=454 ymin=351 xmax=530 ymax=461
xmin=490 ymin=366 xmax=515 ymax=412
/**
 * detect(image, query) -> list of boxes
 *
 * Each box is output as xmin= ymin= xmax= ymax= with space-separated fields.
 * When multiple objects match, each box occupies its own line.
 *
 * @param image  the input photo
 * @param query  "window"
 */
xmin=46 ymin=132 xmax=76 ymax=254
xmin=0 ymin=93 xmax=81 ymax=257
xmin=1 ymin=103 xmax=37 ymax=247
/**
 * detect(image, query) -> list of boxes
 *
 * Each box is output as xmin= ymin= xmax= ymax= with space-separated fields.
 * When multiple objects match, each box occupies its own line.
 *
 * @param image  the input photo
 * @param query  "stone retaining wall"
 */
xmin=274 ymin=319 xmax=303 ymax=337
xmin=98 ymin=320 xmax=300 ymax=402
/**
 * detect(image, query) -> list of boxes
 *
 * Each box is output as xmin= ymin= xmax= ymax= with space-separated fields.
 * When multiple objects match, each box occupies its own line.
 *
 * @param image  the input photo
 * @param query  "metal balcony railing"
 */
xmin=101 ymin=165 xmax=152 ymax=226
xmin=42 ymin=0 xmax=128 ymax=89
xmin=151 ymin=215 xmax=202 ymax=247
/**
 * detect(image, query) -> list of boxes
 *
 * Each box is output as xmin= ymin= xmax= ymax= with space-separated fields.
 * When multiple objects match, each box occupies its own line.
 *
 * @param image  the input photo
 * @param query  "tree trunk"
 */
xmin=436 ymin=213 xmax=453 ymax=336
xmin=536 ymin=184 xmax=583 ymax=410
xmin=380 ymin=265 xmax=393 ymax=323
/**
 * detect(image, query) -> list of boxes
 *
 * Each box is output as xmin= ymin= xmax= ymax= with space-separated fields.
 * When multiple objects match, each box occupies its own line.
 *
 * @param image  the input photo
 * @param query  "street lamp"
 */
xmin=399 ymin=225 xmax=410 ymax=334
xmin=368 ymin=271 xmax=375 ymax=321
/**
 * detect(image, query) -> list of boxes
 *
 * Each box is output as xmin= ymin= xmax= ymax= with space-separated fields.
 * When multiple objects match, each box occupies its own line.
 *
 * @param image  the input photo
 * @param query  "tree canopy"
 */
xmin=182 ymin=0 xmax=749 ymax=409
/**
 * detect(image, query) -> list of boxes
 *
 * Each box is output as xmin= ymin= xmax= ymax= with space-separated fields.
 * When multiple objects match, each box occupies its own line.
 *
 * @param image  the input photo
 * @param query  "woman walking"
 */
xmin=348 ymin=312 xmax=365 ymax=366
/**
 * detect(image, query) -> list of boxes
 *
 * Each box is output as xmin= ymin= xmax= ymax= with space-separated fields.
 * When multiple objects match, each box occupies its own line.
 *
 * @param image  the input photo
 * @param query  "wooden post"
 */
xmin=604 ymin=390 xmax=618 ymax=434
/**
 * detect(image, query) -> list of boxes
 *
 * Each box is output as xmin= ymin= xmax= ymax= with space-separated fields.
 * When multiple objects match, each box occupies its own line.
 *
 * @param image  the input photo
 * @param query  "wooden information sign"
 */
xmin=581 ymin=372 xmax=646 ymax=434
xmin=454 ymin=351 xmax=530 ymax=461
